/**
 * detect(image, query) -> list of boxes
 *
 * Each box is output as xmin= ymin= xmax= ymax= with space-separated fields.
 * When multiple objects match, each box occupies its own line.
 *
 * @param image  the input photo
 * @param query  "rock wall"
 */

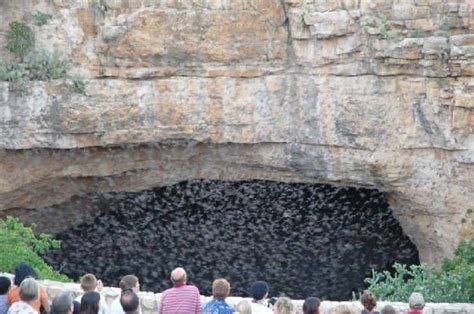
xmin=0 ymin=0 xmax=473 ymax=265
xmin=2 ymin=273 xmax=474 ymax=314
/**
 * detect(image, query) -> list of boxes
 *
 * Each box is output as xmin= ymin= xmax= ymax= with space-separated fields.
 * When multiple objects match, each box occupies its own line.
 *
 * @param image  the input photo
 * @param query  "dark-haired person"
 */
xmin=7 ymin=263 xmax=50 ymax=314
xmin=0 ymin=277 xmax=11 ymax=314
xmin=119 ymin=290 xmax=139 ymax=314
xmin=7 ymin=278 xmax=40 ymax=314
xmin=79 ymin=292 xmax=100 ymax=314
xmin=248 ymin=281 xmax=272 ymax=314
xmin=202 ymin=278 xmax=234 ymax=314
xmin=361 ymin=291 xmax=380 ymax=314
xmin=158 ymin=267 xmax=201 ymax=314
xmin=302 ymin=297 xmax=320 ymax=314
xmin=75 ymin=274 xmax=108 ymax=314
xmin=110 ymin=275 xmax=140 ymax=314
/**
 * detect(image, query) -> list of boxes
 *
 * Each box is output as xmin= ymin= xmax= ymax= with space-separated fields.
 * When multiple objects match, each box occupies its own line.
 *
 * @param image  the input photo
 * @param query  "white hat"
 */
xmin=408 ymin=292 xmax=425 ymax=309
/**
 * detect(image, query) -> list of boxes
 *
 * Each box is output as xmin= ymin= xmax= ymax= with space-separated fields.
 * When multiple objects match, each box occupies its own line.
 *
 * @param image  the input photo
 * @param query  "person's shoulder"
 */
xmin=7 ymin=287 xmax=20 ymax=303
xmin=185 ymin=285 xmax=200 ymax=293
xmin=223 ymin=301 xmax=235 ymax=311
xmin=250 ymin=302 xmax=272 ymax=314
xmin=39 ymin=287 xmax=48 ymax=299
xmin=161 ymin=287 xmax=174 ymax=296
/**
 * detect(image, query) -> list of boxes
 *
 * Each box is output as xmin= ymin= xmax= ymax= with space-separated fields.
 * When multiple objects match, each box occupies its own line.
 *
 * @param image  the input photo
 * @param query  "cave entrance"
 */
xmin=42 ymin=180 xmax=419 ymax=300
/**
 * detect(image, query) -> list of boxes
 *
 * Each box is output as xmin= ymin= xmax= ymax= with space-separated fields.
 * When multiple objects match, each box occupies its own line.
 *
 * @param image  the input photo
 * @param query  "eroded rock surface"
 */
xmin=0 ymin=0 xmax=473 ymax=265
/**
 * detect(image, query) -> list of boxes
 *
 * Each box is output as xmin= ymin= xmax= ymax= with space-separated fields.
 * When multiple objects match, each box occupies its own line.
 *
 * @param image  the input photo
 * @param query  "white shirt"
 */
xmin=7 ymin=301 xmax=38 ymax=314
xmin=75 ymin=294 xmax=109 ymax=314
xmin=109 ymin=297 xmax=124 ymax=314
xmin=249 ymin=301 xmax=273 ymax=314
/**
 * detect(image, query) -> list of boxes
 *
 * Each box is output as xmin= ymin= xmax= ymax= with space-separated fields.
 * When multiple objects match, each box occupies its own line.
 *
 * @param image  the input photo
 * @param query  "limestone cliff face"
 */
xmin=0 ymin=0 xmax=473 ymax=265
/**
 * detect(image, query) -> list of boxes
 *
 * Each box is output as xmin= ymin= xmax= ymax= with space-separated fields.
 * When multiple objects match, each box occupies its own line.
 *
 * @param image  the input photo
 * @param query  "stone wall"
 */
xmin=0 ymin=0 xmax=473 ymax=265
xmin=1 ymin=274 xmax=473 ymax=314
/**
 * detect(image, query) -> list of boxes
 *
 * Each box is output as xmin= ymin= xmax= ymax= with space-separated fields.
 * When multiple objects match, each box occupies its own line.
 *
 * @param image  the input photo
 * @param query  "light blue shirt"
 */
xmin=0 ymin=295 xmax=8 ymax=314
xmin=202 ymin=299 xmax=234 ymax=314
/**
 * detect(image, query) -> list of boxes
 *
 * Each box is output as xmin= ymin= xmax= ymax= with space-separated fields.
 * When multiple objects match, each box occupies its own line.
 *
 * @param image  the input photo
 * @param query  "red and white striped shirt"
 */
xmin=158 ymin=284 xmax=201 ymax=314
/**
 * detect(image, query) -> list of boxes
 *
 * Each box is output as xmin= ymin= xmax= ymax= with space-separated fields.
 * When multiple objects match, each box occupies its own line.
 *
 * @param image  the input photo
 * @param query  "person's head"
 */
xmin=119 ymin=275 xmax=139 ymax=292
xmin=52 ymin=291 xmax=74 ymax=314
xmin=333 ymin=304 xmax=351 ymax=314
xmin=14 ymin=262 xmax=37 ymax=286
xmin=361 ymin=290 xmax=377 ymax=312
xmin=170 ymin=267 xmax=187 ymax=285
xmin=249 ymin=281 xmax=269 ymax=301
xmin=212 ymin=278 xmax=230 ymax=300
xmin=235 ymin=300 xmax=252 ymax=314
xmin=274 ymin=297 xmax=295 ymax=314
xmin=19 ymin=278 xmax=39 ymax=303
xmin=303 ymin=297 xmax=321 ymax=314
xmin=381 ymin=304 xmax=397 ymax=314
xmin=80 ymin=291 xmax=100 ymax=314
xmin=0 ymin=276 xmax=11 ymax=295
xmin=408 ymin=292 xmax=425 ymax=310
xmin=80 ymin=274 xmax=98 ymax=292
xmin=120 ymin=289 xmax=140 ymax=314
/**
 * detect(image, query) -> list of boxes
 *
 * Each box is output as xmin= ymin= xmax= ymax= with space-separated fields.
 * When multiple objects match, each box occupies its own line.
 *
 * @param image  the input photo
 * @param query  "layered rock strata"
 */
xmin=0 ymin=0 xmax=473 ymax=265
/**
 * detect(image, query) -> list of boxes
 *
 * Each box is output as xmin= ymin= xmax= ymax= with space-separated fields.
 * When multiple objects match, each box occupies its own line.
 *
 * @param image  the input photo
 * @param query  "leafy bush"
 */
xmin=7 ymin=21 xmax=35 ymax=61
xmin=27 ymin=49 xmax=69 ymax=80
xmin=33 ymin=11 xmax=52 ymax=27
xmin=364 ymin=239 xmax=474 ymax=302
xmin=0 ymin=216 xmax=70 ymax=282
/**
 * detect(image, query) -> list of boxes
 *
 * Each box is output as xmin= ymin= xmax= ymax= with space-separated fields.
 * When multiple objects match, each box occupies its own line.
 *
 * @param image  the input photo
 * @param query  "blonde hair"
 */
xmin=333 ymin=304 xmax=351 ymax=314
xmin=80 ymin=273 xmax=98 ymax=292
xmin=212 ymin=278 xmax=230 ymax=300
xmin=274 ymin=297 xmax=295 ymax=314
xmin=236 ymin=299 xmax=252 ymax=314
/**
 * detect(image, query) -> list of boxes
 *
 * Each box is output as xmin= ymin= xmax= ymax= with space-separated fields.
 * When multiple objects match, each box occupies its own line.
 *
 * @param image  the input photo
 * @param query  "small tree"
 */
xmin=0 ymin=216 xmax=70 ymax=282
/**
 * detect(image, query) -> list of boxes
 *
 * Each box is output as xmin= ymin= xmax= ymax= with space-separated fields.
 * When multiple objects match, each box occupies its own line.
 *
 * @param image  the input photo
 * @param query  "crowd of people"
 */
xmin=0 ymin=262 xmax=427 ymax=314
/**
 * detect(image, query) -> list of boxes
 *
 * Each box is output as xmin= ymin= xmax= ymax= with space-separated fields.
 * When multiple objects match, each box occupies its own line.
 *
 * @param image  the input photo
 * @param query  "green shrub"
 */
xmin=27 ymin=49 xmax=69 ymax=81
xmin=33 ymin=11 xmax=52 ymax=27
xmin=0 ymin=216 xmax=70 ymax=282
xmin=0 ymin=60 xmax=29 ymax=93
xmin=71 ymin=74 xmax=88 ymax=95
xmin=1 ymin=20 xmax=71 ymax=94
xmin=0 ymin=61 xmax=28 ymax=82
xmin=363 ymin=239 xmax=474 ymax=302
xmin=7 ymin=21 xmax=35 ymax=61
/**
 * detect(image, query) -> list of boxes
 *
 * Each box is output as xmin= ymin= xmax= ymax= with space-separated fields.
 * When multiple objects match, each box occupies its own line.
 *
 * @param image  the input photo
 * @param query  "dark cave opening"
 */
xmin=43 ymin=180 xmax=419 ymax=300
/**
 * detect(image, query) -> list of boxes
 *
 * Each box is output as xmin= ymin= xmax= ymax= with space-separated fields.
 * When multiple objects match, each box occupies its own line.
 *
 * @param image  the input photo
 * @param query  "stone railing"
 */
xmin=1 ymin=274 xmax=473 ymax=314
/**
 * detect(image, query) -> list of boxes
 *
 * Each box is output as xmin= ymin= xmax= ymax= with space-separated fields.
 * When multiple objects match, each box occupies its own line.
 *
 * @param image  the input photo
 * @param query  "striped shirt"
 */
xmin=158 ymin=285 xmax=201 ymax=314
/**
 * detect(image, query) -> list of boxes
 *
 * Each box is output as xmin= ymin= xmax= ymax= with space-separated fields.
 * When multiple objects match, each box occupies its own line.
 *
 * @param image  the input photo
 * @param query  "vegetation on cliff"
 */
xmin=0 ymin=216 xmax=70 ymax=282
xmin=364 ymin=239 xmax=474 ymax=303
xmin=0 ymin=20 xmax=78 ymax=95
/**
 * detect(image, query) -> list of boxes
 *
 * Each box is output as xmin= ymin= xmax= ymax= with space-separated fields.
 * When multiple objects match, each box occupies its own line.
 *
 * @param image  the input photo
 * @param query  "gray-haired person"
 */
xmin=52 ymin=292 xmax=74 ymax=314
xmin=7 ymin=278 xmax=39 ymax=314
xmin=381 ymin=305 xmax=396 ymax=314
